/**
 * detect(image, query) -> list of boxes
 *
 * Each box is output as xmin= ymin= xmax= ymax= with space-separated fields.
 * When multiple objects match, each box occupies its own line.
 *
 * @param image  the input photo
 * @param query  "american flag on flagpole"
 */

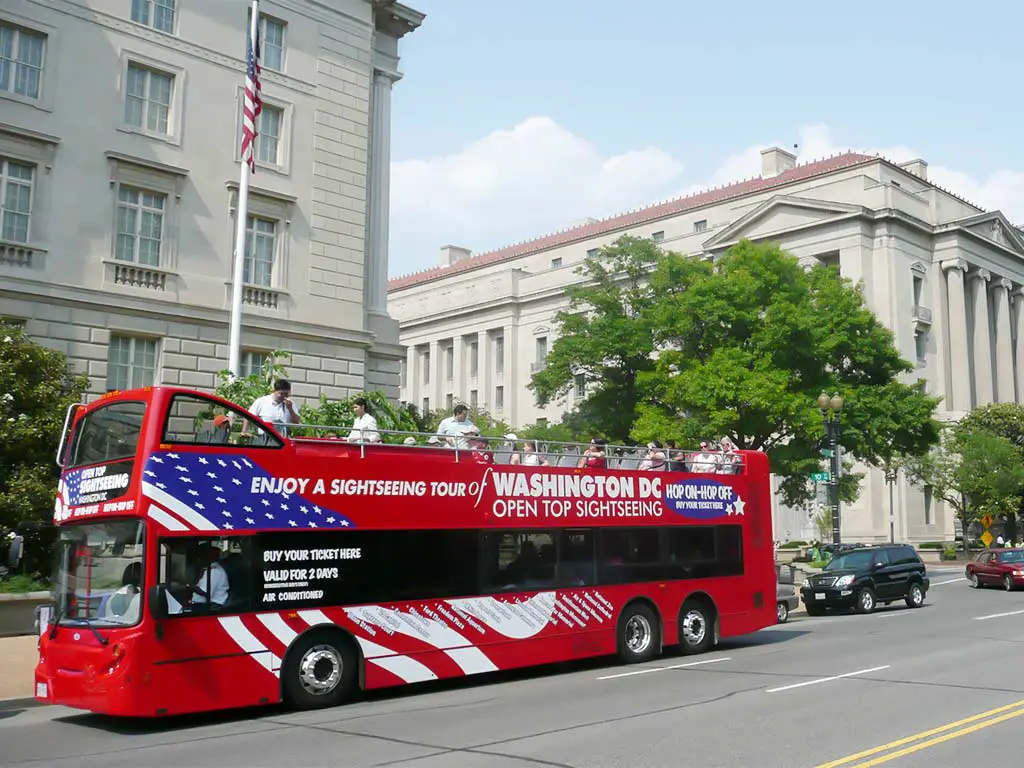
xmin=240 ymin=22 xmax=263 ymax=172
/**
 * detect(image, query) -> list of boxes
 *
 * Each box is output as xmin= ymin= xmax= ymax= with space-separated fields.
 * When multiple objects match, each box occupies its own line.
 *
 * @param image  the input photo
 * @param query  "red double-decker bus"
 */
xmin=34 ymin=386 xmax=775 ymax=717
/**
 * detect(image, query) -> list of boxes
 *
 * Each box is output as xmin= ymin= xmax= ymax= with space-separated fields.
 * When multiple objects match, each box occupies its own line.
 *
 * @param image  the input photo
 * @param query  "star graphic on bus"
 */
xmin=141 ymin=451 xmax=355 ymax=532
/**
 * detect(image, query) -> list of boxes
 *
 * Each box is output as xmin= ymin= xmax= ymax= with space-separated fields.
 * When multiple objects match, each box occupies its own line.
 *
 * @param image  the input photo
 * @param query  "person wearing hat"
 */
xmin=466 ymin=427 xmax=493 ymax=464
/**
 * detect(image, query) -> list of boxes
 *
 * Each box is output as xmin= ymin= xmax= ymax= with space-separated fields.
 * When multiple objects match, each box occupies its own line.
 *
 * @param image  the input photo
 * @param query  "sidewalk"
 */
xmin=0 ymin=635 xmax=38 ymax=705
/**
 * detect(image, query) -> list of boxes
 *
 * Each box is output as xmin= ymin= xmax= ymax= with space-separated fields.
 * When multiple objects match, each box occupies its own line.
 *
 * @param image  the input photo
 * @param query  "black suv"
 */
xmin=799 ymin=544 xmax=929 ymax=615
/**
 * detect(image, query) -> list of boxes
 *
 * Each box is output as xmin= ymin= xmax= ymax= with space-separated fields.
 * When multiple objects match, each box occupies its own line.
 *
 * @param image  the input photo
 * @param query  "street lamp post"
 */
xmin=884 ymin=466 xmax=898 ymax=544
xmin=817 ymin=392 xmax=844 ymax=546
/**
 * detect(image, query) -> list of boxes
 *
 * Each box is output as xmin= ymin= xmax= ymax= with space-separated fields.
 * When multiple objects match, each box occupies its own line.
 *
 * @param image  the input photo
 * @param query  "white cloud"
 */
xmin=389 ymin=119 xmax=1024 ymax=278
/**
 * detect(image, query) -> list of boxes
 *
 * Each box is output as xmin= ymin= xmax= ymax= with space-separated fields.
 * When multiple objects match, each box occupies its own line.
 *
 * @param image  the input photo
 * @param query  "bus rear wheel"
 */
xmin=282 ymin=631 xmax=358 ymax=710
xmin=617 ymin=603 xmax=659 ymax=664
xmin=678 ymin=598 xmax=714 ymax=655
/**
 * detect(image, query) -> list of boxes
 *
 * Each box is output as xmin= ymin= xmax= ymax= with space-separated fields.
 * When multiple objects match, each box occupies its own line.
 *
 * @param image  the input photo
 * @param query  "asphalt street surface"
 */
xmin=3 ymin=565 xmax=1023 ymax=767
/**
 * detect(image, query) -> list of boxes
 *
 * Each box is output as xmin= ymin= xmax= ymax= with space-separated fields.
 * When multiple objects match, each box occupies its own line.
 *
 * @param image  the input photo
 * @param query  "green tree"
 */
xmin=906 ymin=429 xmax=1024 ymax=552
xmin=955 ymin=402 xmax=1024 ymax=447
xmin=0 ymin=323 xmax=89 ymax=534
xmin=529 ymin=236 xmax=662 ymax=442
xmin=213 ymin=351 xmax=292 ymax=408
xmin=300 ymin=392 xmax=422 ymax=443
xmin=631 ymin=240 xmax=940 ymax=506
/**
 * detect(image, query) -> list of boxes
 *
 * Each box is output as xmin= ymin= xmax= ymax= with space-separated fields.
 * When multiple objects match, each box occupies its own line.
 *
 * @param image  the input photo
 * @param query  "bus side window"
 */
xmin=157 ymin=537 xmax=253 ymax=615
xmin=557 ymin=529 xmax=595 ymax=587
xmin=162 ymin=393 xmax=283 ymax=448
xmin=481 ymin=531 xmax=557 ymax=593
xmin=665 ymin=526 xmax=744 ymax=579
xmin=598 ymin=529 xmax=660 ymax=585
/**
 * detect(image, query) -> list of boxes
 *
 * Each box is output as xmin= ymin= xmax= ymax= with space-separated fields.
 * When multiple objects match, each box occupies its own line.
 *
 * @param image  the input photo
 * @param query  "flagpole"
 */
xmin=228 ymin=0 xmax=261 ymax=381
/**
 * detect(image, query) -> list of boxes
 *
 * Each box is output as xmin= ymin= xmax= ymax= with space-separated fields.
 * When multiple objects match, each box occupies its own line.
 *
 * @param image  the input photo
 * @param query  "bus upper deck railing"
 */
xmin=273 ymin=423 xmax=745 ymax=474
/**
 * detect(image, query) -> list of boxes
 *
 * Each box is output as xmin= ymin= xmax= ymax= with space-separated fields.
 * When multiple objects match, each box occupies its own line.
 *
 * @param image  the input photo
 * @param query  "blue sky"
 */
xmin=387 ymin=0 xmax=1023 ymax=278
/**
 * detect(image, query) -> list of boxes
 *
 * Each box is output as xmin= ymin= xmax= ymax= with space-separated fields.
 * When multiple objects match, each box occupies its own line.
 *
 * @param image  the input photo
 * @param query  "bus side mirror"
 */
xmin=148 ymin=585 xmax=169 ymax=621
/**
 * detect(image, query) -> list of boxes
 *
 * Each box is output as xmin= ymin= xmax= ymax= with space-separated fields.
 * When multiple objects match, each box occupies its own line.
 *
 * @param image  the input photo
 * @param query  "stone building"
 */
xmin=388 ymin=147 xmax=1024 ymax=543
xmin=0 ymin=0 xmax=422 ymax=401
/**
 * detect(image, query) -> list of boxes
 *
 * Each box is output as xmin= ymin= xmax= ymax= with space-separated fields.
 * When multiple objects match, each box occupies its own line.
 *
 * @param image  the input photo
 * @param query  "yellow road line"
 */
xmin=814 ymin=699 xmax=1024 ymax=768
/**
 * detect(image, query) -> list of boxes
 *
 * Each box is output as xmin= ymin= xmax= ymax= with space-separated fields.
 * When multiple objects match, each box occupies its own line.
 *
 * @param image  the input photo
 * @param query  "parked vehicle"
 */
xmin=965 ymin=549 xmax=1024 ymax=591
xmin=799 ymin=544 xmax=928 ymax=615
xmin=776 ymin=582 xmax=799 ymax=623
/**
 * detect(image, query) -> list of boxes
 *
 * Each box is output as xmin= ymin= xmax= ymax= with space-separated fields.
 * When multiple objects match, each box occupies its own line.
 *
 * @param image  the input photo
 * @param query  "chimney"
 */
xmin=760 ymin=147 xmax=797 ymax=178
xmin=439 ymin=244 xmax=472 ymax=267
xmin=898 ymin=159 xmax=928 ymax=181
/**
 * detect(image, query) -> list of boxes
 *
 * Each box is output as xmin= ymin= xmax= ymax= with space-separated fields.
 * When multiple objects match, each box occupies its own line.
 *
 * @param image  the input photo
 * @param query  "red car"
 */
xmin=966 ymin=549 xmax=1024 ymax=591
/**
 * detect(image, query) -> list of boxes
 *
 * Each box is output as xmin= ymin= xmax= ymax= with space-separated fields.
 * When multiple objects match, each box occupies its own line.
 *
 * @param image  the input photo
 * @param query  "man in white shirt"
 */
xmin=435 ymin=404 xmax=476 ymax=449
xmin=245 ymin=378 xmax=299 ymax=437
xmin=345 ymin=397 xmax=381 ymax=442
xmin=191 ymin=543 xmax=230 ymax=609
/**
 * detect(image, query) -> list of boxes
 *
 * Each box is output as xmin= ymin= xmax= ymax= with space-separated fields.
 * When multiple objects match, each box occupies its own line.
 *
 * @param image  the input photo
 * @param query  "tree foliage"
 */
xmin=905 ymin=428 xmax=1024 ymax=548
xmin=954 ymin=402 xmax=1024 ymax=448
xmin=531 ymin=237 xmax=941 ymax=506
xmin=0 ymin=323 xmax=89 ymax=534
xmin=529 ymin=236 xmax=661 ymax=442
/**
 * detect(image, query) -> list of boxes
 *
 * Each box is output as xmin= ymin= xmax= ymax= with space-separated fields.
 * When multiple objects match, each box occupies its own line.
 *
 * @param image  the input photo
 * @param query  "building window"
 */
xmin=248 ymin=13 xmax=286 ymax=72
xmin=912 ymin=275 xmax=923 ymax=307
xmin=693 ymin=220 xmax=707 ymax=233
xmin=535 ymin=336 xmax=548 ymax=366
xmin=444 ymin=344 xmax=454 ymax=381
xmin=495 ymin=385 xmax=504 ymax=410
xmin=0 ymin=23 xmax=45 ymax=100
xmin=914 ymin=330 xmax=927 ymax=364
xmin=107 ymin=335 xmax=158 ymax=391
xmin=651 ymin=231 xmax=664 ymax=244
xmin=537 ymin=418 xmax=548 ymax=427
xmin=115 ymin=187 xmax=165 ymax=266
xmin=124 ymin=64 xmax=174 ymax=135
xmin=445 ymin=393 xmax=453 ymax=411
xmin=470 ymin=389 xmax=478 ymax=407
xmin=131 ymin=0 xmax=175 ymax=34
xmin=244 ymin=216 xmax=276 ymax=287
xmin=257 ymin=106 xmax=283 ymax=166
xmin=923 ymin=485 xmax=932 ymax=525
xmin=494 ymin=336 xmax=504 ymax=375
xmin=574 ymin=373 xmax=586 ymax=401
xmin=240 ymin=350 xmax=266 ymax=379
xmin=551 ymin=257 xmax=562 ymax=269
xmin=421 ymin=397 xmax=429 ymax=413
xmin=0 ymin=159 xmax=33 ymax=243
xmin=469 ymin=339 xmax=479 ymax=377
xmin=586 ymin=248 xmax=599 ymax=258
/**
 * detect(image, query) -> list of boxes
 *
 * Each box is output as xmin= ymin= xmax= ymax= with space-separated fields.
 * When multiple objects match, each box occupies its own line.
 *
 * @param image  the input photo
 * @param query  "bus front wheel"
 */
xmin=282 ymin=631 xmax=358 ymax=710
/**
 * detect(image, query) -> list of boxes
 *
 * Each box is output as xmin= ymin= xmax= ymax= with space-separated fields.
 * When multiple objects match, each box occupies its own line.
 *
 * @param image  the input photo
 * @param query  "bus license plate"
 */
xmin=815 ymin=592 xmax=825 ymax=600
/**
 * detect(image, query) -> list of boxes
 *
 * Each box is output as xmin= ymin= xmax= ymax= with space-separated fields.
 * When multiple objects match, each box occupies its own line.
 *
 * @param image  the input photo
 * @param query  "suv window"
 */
xmin=873 ymin=549 xmax=891 ymax=566
xmin=893 ymin=545 xmax=919 ymax=565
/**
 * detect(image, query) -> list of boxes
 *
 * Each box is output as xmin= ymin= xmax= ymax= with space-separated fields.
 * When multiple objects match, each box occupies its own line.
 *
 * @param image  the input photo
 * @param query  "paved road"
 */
xmin=3 ymin=566 xmax=1023 ymax=767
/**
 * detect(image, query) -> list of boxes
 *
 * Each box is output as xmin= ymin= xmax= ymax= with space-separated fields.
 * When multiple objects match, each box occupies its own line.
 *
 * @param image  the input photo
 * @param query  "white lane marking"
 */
xmin=597 ymin=656 xmax=731 ymax=680
xmin=765 ymin=665 xmax=890 ymax=693
xmin=973 ymin=609 xmax=1024 ymax=621
xmin=872 ymin=610 xmax=915 ymax=619
xmin=932 ymin=577 xmax=966 ymax=586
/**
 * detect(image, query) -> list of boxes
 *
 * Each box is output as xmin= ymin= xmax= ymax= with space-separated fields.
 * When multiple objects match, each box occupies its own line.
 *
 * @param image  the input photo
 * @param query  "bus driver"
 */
xmin=167 ymin=543 xmax=231 ymax=613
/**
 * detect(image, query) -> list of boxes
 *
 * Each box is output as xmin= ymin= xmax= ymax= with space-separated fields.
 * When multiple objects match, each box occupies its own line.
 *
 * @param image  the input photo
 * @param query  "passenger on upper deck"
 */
xmin=466 ymin=428 xmax=493 ymax=464
xmin=244 ymin=379 xmax=299 ymax=437
xmin=345 ymin=397 xmax=381 ymax=443
xmin=435 ymin=404 xmax=477 ymax=449
xmin=511 ymin=439 xmax=549 ymax=466
xmin=639 ymin=442 xmax=668 ymax=471
xmin=718 ymin=436 xmax=741 ymax=474
xmin=578 ymin=438 xmax=607 ymax=469
xmin=690 ymin=441 xmax=720 ymax=473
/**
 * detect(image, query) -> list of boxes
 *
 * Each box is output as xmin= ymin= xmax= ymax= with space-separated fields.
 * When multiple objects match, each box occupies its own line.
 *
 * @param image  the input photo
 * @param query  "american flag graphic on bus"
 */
xmin=141 ymin=452 xmax=355 ymax=532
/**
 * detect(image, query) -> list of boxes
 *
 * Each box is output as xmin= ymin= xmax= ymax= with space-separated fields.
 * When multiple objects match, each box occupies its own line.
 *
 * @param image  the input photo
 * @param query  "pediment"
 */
xmin=533 ymin=324 xmax=551 ymax=335
xmin=956 ymin=212 xmax=1024 ymax=256
xmin=702 ymin=195 xmax=865 ymax=250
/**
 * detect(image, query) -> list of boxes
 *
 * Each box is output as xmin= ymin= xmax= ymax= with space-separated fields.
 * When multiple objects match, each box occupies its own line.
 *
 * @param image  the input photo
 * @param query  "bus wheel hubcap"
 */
xmin=683 ymin=610 xmax=706 ymax=646
xmin=625 ymin=615 xmax=652 ymax=654
xmin=299 ymin=645 xmax=343 ymax=695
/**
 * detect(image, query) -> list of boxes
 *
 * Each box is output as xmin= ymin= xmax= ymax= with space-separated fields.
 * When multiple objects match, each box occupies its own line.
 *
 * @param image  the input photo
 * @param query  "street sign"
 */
xmin=981 ymin=514 xmax=993 ymax=528
xmin=811 ymin=472 xmax=831 ymax=482
xmin=820 ymin=449 xmax=834 ymax=458
xmin=981 ymin=530 xmax=994 ymax=548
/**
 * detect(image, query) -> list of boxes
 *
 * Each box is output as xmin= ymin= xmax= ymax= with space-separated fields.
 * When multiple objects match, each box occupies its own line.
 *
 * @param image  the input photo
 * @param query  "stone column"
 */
xmin=942 ymin=259 xmax=971 ymax=412
xmin=365 ymin=70 xmax=397 ymax=317
xmin=405 ymin=345 xmax=416 ymax=403
xmin=1014 ymin=289 xmax=1024 ymax=404
xmin=971 ymin=268 xmax=993 ymax=405
xmin=427 ymin=340 xmax=440 ymax=409
xmin=992 ymin=278 xmax=1014 ymax=402
xmin=452 ymin=336 xmax=464 ymax=403
xmin=478 ymin=330 xmax=492 ymax=411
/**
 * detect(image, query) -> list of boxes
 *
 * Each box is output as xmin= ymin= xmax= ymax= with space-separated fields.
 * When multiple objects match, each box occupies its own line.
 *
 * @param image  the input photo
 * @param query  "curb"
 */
xmin=0 ymin=696 xmax=44 ymax=712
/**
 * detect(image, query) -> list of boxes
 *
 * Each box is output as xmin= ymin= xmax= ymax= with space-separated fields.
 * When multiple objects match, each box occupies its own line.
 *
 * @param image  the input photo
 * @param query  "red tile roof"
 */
xmin=388 ymin=151 xmax=878 ymax=291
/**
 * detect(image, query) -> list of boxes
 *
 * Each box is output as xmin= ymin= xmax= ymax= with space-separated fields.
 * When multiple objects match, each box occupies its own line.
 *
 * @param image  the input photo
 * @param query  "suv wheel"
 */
xmin=855 ymin=587 xmax=876 ymax=614
xmin=905 ymin=582 xmax=925 ymax=608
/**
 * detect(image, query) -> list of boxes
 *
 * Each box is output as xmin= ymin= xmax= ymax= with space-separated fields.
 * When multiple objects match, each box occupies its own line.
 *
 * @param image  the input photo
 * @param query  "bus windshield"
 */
xmin=53 ymin=520 xmax=146 ymax=627
xmin=67 ymin=400 xmax=146 ymax=469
